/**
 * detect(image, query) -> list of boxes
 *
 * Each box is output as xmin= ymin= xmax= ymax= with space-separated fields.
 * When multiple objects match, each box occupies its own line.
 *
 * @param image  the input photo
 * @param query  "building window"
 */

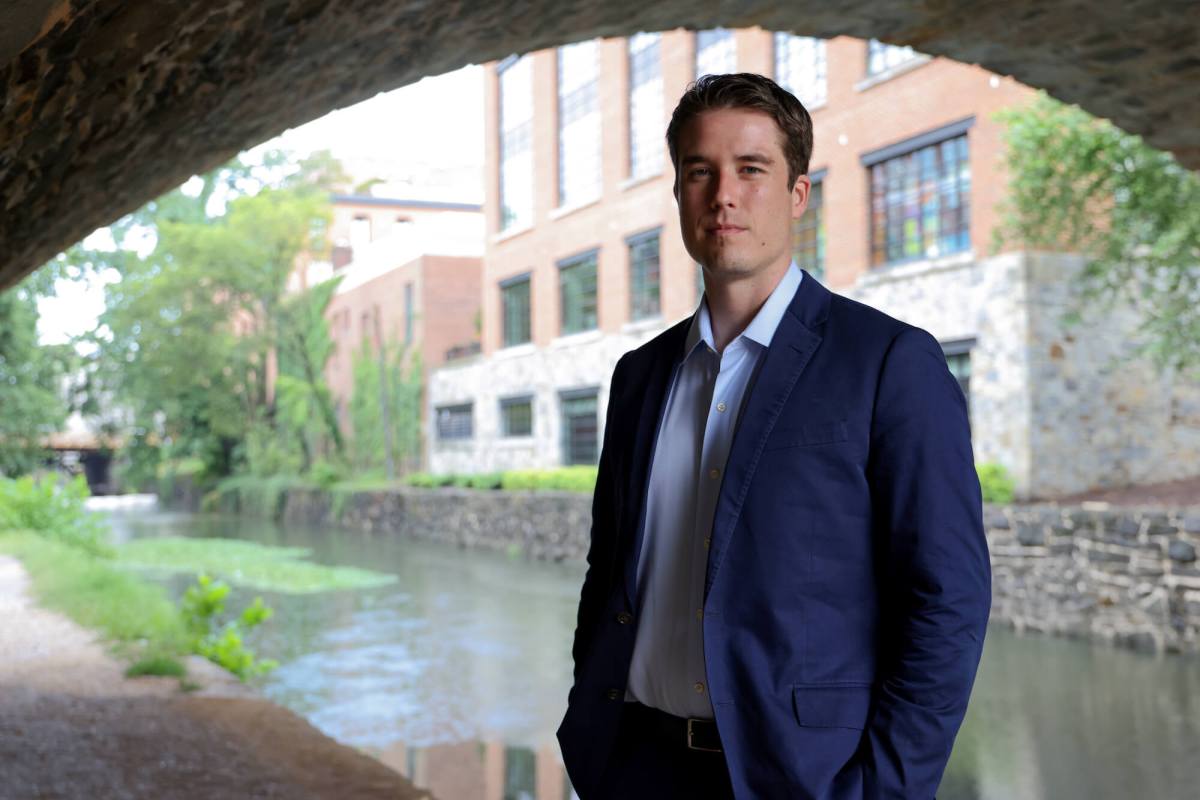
xmin=500 ymin=395 xmax=534 ymax=437
xmin=867 ymin=39 xmax=919 ymax=75
xmin=627 ymin=228 xmax=661 ymax=321
xmin=501 ymin=273 xmax=532 ymax=347
xmin=499 ymin=55 xmax=534 ymax=231
xmin=560 ymin=389 xmax=599 ymax=465
xmin=695 ymin=29 xmax=736 ymax=77
xmin=628 ymin=32 xmax=663 ymax=179
xmin=558 ymin=250 xmax=598 ymax=335
xmin=774 ymin=34 xmax=827 ymax=108
xmin=791 ymin=174 xmax=825 ymax=279
xmin=864 ymin=120 xmax=972 ymax=266
xmin=403 ymin=282 xmax=414 ymax=344
xmin=941 ymin=338 xmax=975 ymax=423
xmin=557 ymin=40 xmax=602 ymax=208
xmin=436 ymin=403 xmax=473 ymax=441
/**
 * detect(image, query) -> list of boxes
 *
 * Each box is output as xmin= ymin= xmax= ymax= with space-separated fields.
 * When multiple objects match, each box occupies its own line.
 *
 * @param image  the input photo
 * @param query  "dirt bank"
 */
xmin=0 ymin=555 xmax=432 ymax=800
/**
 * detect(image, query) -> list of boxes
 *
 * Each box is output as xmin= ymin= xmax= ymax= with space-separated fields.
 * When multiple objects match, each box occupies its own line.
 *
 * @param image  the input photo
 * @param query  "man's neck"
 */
xmin=704 ymin=263 xmax=790 ymax=354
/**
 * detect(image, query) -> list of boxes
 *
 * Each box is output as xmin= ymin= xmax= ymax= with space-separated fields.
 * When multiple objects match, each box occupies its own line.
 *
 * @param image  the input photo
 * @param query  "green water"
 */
xmin=105 ymin=509 xmax=1200 ymax=800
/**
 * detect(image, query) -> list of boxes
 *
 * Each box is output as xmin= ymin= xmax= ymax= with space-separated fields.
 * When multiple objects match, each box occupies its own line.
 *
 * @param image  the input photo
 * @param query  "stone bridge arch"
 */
xmin=2 ymin=0 xmax=1198 ymax=289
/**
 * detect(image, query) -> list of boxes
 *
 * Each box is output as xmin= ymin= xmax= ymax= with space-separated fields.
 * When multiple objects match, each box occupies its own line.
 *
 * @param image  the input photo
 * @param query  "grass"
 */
xmin=116 ymin=536 xmax=398 ymax=594
xmin=125 ymin=654 xmax=187 ymax=678
xmin=0 ymin=530 xmax=189 ymax=655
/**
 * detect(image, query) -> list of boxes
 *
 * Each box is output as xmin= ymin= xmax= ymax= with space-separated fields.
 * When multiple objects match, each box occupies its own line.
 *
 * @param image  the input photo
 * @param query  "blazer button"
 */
xmin=616 ymin=611 xmax=633 ymax=624
xmin=606 ymin=688 xmax=621 ymax=701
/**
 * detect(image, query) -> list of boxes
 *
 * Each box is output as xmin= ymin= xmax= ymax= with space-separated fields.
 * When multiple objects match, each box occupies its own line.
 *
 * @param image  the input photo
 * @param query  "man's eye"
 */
xmin=688 ymin=168 xmax=710 ymax=178
xmin=742 ymin=166 xmax=764 ymax=174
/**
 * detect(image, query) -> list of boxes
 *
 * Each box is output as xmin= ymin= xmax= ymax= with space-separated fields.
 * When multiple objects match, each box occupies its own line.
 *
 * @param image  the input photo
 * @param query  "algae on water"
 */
xmin=117 ymin=537 xmax=397 ymax=594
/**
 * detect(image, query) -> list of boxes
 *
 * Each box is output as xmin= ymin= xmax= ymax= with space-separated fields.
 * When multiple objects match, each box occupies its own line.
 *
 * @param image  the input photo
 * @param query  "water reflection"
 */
xmin=104 ymin=509 xmax=1200 ymax=800
xmin=374 ymin=740 xmax=578 ymax=800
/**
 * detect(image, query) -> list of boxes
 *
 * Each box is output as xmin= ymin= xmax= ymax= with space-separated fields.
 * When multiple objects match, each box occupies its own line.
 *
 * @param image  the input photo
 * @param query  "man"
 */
xmin=556 ymin=73 xmax=991 ymax=799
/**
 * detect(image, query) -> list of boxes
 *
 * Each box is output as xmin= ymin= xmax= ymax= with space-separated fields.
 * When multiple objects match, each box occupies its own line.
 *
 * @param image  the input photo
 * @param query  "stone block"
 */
xmin=1168 ymin=539 xmax=1197 ymax=564
xmin=1016 ymin=521 xmax=1045 ymax=546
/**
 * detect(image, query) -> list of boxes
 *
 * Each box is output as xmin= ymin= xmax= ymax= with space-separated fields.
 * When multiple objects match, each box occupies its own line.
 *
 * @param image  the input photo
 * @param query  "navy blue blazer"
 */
xmin=556 ymin=269 xmax=991 ymax=799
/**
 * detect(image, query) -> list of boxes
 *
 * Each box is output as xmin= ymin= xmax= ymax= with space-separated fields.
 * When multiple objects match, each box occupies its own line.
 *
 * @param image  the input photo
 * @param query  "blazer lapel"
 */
xmin=703 ymin=271 xmax=831 ymax=600
xmin=621 ymin=319 xmax=689 ymax=611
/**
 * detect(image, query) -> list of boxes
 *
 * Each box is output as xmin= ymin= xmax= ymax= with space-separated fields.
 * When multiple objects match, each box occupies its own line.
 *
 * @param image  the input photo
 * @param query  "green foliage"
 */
xmin=308 ymin=458 xmax=344 ymax=489
xmin=349 ymin=340 xmax=423 ymax=475
xmin=212 ymin=473 xmax=312 ymax=520
xmin=118 ymin=536 xmax=397 ymax=593
xmin=401 ymin=466 xmax=598 ymax=493
xmin=180 ymin=574 xmax=278 ymax=680
xmin=996 ymin=93 xmax=1200 ymax=374
xmin=0 ymin=532 xmax=188 ymax=652
xmin=499 ymin=466 xmax=598 ymax=493
xmin=78 ymin=151 xmax=348 ymax=481
xmin=0 ymin=276 xmax=71 ymax=477
xmin=977 ymin=462 xmax=1016 ymax=505
xmin=126 ymin=654 xmax=187 ymax=678
xmin=403 ymin=472 xmax=445 ymax=488
xmin=0 ymin=474 xmax=111 ymax=555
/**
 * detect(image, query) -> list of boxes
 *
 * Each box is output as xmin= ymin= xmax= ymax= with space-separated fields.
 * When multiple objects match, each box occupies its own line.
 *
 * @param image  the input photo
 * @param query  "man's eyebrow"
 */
xmin=737 ymin=152 xmax=775 ymax=164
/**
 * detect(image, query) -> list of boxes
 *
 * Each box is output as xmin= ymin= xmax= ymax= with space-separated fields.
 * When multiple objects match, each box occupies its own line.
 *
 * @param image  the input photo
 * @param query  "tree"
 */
xmin=996 ymin=93 xmax=1200 ymax=375
xmin=0 ymin=277 xmax=71 ymax=476
xmin=349 ymin=338 xmax=423 ymax=476
xmin=81 ymin=150 xmax=349 ymax=478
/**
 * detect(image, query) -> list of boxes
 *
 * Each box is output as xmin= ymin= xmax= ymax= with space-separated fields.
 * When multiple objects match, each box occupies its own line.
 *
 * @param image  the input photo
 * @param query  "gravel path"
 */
xmin=0 ymin=555 xmax=432 ymax=800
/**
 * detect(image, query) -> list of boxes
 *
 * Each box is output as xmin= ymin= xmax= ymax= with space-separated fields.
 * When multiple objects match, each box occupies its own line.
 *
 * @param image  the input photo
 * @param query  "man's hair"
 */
xmin=666 ymin=73 xmax=813 ymax=189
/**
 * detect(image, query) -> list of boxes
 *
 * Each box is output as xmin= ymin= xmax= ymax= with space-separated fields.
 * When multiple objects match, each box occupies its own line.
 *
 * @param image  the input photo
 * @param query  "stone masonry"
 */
xmin=218 ymin=482 xmax=1200 ymax=656
xmin=3 ymin=0 xmax=1200 ymax=290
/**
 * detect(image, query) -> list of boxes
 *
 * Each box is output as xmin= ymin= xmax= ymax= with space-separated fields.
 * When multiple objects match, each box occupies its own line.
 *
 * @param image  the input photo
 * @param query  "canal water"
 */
xmin=105 ymin=509 xmax=1200 ymax=800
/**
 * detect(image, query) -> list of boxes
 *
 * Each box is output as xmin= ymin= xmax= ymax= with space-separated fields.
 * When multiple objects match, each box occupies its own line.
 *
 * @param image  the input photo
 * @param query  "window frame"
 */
xmin=499 ymin=394 xmax=535 ymax=438
xmin=626 ymin=227 xmax=662 ymax=322
xmin=557 ymin=248 xmax=600 ymax=336
xmin=861 ymin=118 xmax=975 ymax=268
xmin=499 ymin=272 xmax=533 ymax=348
xmin=435 ymin=403 xmax=474 ymax=441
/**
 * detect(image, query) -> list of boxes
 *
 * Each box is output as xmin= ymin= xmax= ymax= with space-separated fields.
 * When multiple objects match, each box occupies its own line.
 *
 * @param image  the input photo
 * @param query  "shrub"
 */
xmin=977 ymin=462 xmax=1016 ymax=504
xmin=308 ymin=459 xmax=344 ymax=490
xmin=0 ymin=474 xmax=111 ymax=555
xmin=180 ymin=573 xmax=278 ymax=680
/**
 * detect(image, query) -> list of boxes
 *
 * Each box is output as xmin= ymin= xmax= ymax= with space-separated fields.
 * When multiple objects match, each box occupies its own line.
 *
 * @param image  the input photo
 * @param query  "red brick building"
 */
xmin=427 ymin=29 xmax=1200 ymax=499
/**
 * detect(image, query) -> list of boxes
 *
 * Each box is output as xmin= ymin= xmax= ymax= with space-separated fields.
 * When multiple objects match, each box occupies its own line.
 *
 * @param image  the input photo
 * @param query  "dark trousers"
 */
xmin=592 ymin=702 xmax=736 ymax=800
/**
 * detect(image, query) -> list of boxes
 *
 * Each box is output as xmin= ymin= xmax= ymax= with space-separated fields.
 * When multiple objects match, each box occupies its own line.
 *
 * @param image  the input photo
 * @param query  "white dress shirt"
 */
xmin=625 ymin=262 xmax=804 ymax=718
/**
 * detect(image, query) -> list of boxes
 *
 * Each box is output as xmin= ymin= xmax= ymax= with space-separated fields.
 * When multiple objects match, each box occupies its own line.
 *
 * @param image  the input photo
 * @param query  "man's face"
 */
xmin=674 ymin=108 xmax=810 ymax=288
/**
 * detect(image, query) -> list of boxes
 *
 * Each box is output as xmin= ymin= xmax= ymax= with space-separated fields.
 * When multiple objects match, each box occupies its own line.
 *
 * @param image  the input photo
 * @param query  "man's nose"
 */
xmin=708 ymin=168 xmax=737 ymax=208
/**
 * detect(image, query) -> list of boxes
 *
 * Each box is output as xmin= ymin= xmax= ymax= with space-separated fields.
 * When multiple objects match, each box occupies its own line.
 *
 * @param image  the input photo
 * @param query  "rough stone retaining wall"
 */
xmin=986 ymin=504 xmax=1200 ymax=655
xmin=221 ymin=485 xmax=1200 ymax=655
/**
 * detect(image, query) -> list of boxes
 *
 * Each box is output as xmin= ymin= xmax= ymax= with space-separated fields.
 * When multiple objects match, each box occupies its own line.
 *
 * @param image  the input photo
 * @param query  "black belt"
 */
xmin=623 ymin=701 xmax=724 ymax=753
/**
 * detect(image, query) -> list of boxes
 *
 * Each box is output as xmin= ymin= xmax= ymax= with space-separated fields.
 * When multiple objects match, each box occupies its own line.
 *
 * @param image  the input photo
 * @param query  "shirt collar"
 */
xmin=684 ymin=261 xmax=804 ymax=358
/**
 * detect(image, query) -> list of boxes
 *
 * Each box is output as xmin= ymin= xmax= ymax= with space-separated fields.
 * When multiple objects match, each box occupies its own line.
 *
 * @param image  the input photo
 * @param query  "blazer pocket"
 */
xmin=765 ymin=420 xmax=849 ymax=450
xmin=792 ymin=684 xmax=874 ymax=730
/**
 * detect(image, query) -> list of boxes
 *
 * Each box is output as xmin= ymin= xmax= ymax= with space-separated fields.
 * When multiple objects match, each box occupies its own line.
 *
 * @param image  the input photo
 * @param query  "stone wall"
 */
xmin=4 ymin=0 xmax=1200 ymax=291
xmin=218 ymin=483 xmax=1200 ymax=656
xmin=987 ymin=503 xmax=1200 ymax=655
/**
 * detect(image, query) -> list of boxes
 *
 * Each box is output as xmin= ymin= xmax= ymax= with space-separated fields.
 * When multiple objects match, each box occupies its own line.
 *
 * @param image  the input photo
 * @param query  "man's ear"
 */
xmin=790 ymin=174 xmax=812 ymax=220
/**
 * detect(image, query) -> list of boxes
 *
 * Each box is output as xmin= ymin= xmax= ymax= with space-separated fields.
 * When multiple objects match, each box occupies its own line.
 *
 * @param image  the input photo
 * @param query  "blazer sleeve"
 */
xmin=567 ymin=352 xmax=629 ymax=695
xmin=859 ymin=327 xmax=992 ymax=798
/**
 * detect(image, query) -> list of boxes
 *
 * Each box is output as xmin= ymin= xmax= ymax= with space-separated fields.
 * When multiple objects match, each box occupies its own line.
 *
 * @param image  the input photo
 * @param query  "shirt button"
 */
xmin=709 ymin=468 xmax=720 ymax=479
xmin=694 ymin=682 xmax=705 ymax=694
xmin=616 ymin=611 xmax=633 ymax=625
xmin=704 ymin=536 xmax=711 ymax=550
xmin=696 ymin=608 xmax=703 ymax=620
xmin=717 ymin=402 xmax=727 ymax=412
xmin=607 ymin=688 xmax=621 ymax=701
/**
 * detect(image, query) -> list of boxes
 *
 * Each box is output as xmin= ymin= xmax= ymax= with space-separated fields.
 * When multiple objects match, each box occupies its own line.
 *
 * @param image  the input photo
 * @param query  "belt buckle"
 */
xmin=686 ymin=718 xmax=722 ymax=753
